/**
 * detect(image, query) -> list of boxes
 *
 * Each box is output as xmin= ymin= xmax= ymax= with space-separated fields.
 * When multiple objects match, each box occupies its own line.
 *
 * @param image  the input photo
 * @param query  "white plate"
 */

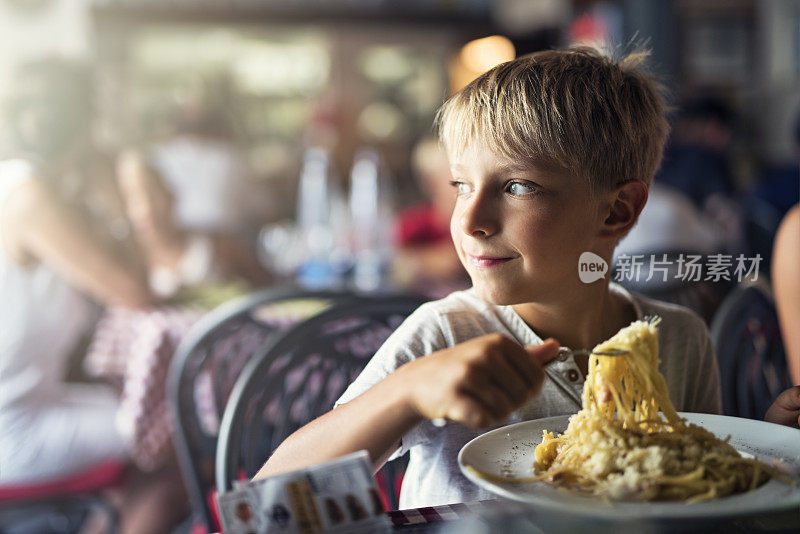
xmin=458 ymin=413 xmax=800 ymax=521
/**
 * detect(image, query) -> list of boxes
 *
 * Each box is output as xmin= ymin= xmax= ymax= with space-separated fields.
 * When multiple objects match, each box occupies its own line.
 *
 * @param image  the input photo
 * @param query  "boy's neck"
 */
xmin=511 ymin=282 xmax=636 ymax=352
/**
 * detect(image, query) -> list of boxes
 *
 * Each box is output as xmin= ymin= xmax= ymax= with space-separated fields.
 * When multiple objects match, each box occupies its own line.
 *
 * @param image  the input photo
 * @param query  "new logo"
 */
xmin=578 ymin=252 xmax=608 ymax=283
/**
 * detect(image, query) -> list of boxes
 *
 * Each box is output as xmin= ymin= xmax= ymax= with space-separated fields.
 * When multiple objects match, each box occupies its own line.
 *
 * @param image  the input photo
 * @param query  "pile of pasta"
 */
xmin=533 ymin=317 xmax=776 ymax=503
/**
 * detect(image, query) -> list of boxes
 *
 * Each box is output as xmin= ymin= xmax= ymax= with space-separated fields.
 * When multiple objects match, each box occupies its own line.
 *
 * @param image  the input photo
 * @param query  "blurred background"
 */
xmin=0 ymin=0 xmax=797 ymax=297
xmin=0 ymin=2 xmax=798 ymax=533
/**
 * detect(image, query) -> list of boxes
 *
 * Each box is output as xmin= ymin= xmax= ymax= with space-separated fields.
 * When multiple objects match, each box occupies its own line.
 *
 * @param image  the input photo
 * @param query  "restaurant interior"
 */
xmin=0 ymin=0 xmax=798 ymax=533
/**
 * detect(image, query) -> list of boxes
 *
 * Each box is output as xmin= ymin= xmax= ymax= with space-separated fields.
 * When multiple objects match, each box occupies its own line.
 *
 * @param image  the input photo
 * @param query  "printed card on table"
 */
xmin=217 ymin=451 xmax=390 ymax=534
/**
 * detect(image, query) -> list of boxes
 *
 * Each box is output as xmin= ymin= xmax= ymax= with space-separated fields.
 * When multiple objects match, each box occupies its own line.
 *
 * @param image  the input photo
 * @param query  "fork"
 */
xmin=555 ymin=347 xmax=628 ymax=360
xmin=429 ymin=316 xmax=664 ymax=427
xmin=430 ymin=346 xmax=631 ymax=427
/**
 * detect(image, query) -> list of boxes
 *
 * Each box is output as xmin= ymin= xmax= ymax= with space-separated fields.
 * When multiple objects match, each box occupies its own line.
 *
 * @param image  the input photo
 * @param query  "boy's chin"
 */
xmin=472 ymin=284 xmax=527 ymax=306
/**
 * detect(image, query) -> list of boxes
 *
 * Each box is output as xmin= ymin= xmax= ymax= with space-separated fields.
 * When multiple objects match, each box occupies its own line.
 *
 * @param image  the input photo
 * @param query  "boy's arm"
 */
xmin=254 ymin=335 xmax=560 ymax=480
xmin=253 ymin=366 xmax=421 ymax=480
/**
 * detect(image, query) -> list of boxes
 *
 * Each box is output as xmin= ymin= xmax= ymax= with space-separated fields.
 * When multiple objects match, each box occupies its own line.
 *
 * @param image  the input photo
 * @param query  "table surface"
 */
xmin=387 ymin=500 xmax=800 ymax=533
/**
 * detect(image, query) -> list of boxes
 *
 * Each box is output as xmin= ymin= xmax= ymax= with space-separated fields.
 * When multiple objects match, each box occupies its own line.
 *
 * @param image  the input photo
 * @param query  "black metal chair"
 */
xmin=710 ymin=280 xmax=792 ymax=420
xmin=168 ymin=287 xmax=357 ymax=532
xmin=215 ymin=294 xmax=427 ymax=511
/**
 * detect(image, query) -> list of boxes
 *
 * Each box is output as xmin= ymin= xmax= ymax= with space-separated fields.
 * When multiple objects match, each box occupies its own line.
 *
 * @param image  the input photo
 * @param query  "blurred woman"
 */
xmin=0 ymin=58 xmax=186 ymax=533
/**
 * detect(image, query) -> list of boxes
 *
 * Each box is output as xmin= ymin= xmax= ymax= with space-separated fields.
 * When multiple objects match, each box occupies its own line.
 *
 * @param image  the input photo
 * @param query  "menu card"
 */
xmin=217 ymin=451 xmax=390 ymax=533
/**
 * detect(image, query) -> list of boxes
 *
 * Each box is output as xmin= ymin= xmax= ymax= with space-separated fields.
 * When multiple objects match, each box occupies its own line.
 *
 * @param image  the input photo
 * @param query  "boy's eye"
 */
xmin=450 ymin=181 xmax=471 ymax=196
xmin=506 ymin=181 xmax=538 ymax=196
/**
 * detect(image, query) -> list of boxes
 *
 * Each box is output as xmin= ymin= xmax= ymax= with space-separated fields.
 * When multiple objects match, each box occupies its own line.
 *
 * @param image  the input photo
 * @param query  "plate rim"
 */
xmin=457 ymin=412 xmax=800 ymax=520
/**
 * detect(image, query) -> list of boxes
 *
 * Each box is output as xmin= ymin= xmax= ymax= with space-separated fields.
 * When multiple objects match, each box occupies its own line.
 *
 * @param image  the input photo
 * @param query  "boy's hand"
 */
xmin=400 ymin=334 xmax=560 ymax=429
xmin=764 ymin=386 xmax=800 ymax=429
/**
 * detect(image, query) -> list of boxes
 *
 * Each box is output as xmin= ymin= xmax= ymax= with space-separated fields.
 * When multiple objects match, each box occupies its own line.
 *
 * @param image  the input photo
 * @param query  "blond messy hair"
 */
xmin=435 ymin=47 xmax=669 ymax=193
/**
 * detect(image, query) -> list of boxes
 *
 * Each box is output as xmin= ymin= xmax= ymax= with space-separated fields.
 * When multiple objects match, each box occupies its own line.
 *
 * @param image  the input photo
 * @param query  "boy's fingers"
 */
xmin=448 ymin=394 xmax=500 ymax=429
xmin=486 ymin=360 xmax=529 ymax=405
xmin=501 ymin=339 xmax=556 ymax=387
xmin=524 ymin=338 xmax=560 ymax=366
xmin=500 ymin=346 xmax=540 ymax=387
xmin=459 ymin=382 xmax=515 ymax=421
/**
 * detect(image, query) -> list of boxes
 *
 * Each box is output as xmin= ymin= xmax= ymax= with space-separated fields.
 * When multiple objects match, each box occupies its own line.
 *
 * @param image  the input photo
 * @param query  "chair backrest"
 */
xmin=168 ymin=287 xmax=356 ymax=530
xmin=709 ymin=280 xmax=791 ymax=420
xmin=215 ymin=294 xmax=427 ymax=508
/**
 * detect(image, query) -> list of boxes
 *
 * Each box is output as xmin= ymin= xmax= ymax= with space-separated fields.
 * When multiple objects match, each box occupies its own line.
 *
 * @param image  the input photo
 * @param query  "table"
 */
xmin=388 ymin=500 xmax=800 ymax=533
xmin=389 ymin=501 xmax=506 ymax=532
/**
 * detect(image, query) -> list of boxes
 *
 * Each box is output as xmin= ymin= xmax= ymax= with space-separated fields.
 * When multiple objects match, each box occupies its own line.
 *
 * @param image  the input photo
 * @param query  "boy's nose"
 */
xmin=458 ymin=194 xmax=499 ymax=237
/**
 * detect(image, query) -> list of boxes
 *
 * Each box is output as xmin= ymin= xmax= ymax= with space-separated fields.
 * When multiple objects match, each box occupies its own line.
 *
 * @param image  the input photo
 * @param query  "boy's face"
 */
xmin=448 ymin=143 xmax=608 ymax=306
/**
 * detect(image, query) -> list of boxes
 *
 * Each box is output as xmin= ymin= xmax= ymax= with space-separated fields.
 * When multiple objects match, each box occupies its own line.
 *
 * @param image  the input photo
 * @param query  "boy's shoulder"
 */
xmin=406 ymin=287 xmax=517 ymax=343
xmin=415 ymin=287 xmax=516 ymax=325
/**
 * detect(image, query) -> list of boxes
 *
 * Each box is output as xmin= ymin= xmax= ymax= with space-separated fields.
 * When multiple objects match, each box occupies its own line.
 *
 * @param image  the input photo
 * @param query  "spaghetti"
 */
xmin=533 ymin=317 xmax=776 ymax=503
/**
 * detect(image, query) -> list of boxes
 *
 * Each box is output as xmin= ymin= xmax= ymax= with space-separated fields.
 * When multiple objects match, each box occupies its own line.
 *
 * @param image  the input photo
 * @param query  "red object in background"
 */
xmin=0 ymin=459 xmax=125 ymax=501
xmin=569 ymin=13 xmax=608 ymax=45
xmin=396 ymin=204 xmax=450 ymax=247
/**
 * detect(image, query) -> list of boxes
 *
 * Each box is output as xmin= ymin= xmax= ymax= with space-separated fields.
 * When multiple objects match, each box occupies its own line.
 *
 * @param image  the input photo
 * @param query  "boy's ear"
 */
xmin=599 ymin=180 xmax=648 ymax=240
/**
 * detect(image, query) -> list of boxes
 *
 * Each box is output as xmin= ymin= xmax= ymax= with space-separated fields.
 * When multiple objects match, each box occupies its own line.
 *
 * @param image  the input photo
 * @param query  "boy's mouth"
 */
xmin=467 ymin=254 xmax=514 ymax=268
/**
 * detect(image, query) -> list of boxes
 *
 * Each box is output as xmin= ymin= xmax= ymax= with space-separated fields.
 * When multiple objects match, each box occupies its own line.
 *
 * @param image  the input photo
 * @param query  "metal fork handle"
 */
xmin=557 ymin=347 xmax=628 ymax=360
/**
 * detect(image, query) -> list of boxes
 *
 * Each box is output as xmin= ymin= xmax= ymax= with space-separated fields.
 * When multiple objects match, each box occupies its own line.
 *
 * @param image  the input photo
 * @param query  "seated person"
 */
xmin=151 ymin=98 xmax=266 ymax=235
xmin=750 ymin=112 xmax=800 ymax=218
xmin=393 ymin=137 xmax=469 ymax=296
xmin=612 ymin=182 xmax=728 ymax=322
xmin=147 ymin=98 xmax=270 ymax=288
xmin=657 ymin=95 xmax=743 ymax=253
xmin=657 ymin=95 xmax=737 ymax=209
xmin=614 ymin=182 xmax=721 ymax=259
xmin=253 ymin=48 xmax=726 ymax=507
xmin=116 ymin=150 xmax=269 ymax=297
xmin=0 ymin=58 xmax=186 ymax=532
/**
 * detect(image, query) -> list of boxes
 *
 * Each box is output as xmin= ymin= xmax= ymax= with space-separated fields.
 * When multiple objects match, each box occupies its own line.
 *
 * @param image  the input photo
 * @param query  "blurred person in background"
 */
xmin=744 ymin=111 xmax=800 ymax=272
xmin=750 ymin=111 xmax=800 ymax=218
xmin=0 ymin=58 xmax=187 ymax=533
xmin=116 ymin=148 xmax=269 ymax=298
xmin=613 ymin=95 xmax=746 ymax=321
xmin=146 ymin=97 xmax=270 ymax=288
xmin=613 ymin=179 xmax=730 ymax=322
xmin=658 ymin=95 xmax=738 ymax=206
xmin=655 ymin=95 xmax=743 ymax=253
xmin=392 ymin=137 xmax=469 ymax=297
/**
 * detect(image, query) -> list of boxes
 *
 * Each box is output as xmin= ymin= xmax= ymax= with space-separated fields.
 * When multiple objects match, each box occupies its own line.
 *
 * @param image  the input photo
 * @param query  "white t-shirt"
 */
xmin=152 ymin=136 xmax=257 ymax=233
xmin=335 ymin=285 xmax=722 ymax=509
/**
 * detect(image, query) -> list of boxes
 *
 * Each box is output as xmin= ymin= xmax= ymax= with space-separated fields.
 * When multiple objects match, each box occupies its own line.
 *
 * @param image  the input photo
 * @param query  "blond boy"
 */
xmin=255 ymin=48 xmax=722 ymax=507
